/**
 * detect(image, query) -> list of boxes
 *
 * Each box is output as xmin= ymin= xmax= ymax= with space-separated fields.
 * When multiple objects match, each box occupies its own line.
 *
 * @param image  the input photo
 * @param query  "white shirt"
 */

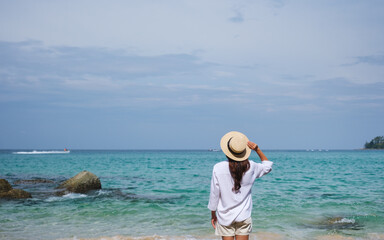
xmin=208 ymin=160 xmax=273 ymax=226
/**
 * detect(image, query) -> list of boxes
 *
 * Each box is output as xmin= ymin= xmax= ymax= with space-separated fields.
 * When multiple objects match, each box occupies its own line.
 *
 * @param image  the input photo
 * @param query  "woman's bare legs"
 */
xmin=222 ymin=237 xmax=234 ymax=240
xmin=235 ymin=235 xmax=249 ymax=240
xmin=222 ymin=236 xmax=249 ymax=240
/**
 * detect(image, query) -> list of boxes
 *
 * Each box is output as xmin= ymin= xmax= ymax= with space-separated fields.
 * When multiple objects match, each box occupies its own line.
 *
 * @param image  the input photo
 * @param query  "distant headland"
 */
xmin=364 ymin=136 xmax=384 ymax=149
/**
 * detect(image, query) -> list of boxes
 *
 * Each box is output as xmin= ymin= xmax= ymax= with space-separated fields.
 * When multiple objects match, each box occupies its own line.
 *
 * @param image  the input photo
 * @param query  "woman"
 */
xmin=208 ymin=131 xmax=273 ymax=240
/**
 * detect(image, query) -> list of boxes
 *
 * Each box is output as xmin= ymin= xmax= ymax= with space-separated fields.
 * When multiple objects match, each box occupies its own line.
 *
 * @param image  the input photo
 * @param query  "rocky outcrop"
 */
xmin=58 ymin=171 xmax=101 ymax=194
xmin=0 ymin=179 xmax=32 ymax=199
xmin=0 ymin=179 xmax=12 ymax=192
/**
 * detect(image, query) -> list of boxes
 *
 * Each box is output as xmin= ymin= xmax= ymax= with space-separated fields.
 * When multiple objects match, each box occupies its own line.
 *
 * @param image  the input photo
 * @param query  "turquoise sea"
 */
xmin=1 ymin=150 xmax=384 ymax=240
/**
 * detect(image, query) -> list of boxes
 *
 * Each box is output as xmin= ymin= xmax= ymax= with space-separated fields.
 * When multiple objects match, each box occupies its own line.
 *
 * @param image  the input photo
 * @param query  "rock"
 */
xmin=0 ymin=189 xmax=32 ymax=199
xmin=58 ymin=171 xmax=101 ymax=194
xmin=14 ymin=179 xmax=54 ymax=184
xmin=0 ymin=179 xmax=32 ymax=199
xmin=0 ymin=179 xmax=12 ymax=193
xmin=308 ymin=216 xmax=363 ymax=230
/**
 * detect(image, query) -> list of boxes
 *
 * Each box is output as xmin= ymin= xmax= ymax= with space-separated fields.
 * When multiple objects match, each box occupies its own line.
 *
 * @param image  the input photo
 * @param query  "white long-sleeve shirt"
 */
xmin=208 ymin=160 xmax=273 ymax=226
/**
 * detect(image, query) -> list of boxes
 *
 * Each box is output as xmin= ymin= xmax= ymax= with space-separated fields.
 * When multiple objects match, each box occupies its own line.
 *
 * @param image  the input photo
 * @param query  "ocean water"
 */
xmin=0 ymin=150 xmax=383 ymax=240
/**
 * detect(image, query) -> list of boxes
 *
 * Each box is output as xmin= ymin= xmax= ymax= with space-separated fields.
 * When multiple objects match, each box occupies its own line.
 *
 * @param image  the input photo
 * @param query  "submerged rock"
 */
xmin=0 ymin=179 xmax=32 ymax=199
xmin=58 ymin=171 xmax=101 ymax=194
xmin=323 ymin=216 xmax=361 ymax=230
xmin=306 ymin=216 xmax=363 ymax=231
xmin=0 ymin=189 xmax=32 ymax=199
xmin=14 ymin=179 xmax=54 ymax=184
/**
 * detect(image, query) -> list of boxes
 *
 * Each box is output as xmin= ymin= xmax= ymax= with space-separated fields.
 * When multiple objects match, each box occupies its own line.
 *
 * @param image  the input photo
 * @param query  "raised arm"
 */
xmin=247 ymin=141 xmax=269 ymax=161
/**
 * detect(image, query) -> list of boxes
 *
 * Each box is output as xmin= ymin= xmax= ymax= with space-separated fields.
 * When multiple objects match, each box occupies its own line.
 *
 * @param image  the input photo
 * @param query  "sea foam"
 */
xmin=46 ymin=193 xmax=87 ymax=202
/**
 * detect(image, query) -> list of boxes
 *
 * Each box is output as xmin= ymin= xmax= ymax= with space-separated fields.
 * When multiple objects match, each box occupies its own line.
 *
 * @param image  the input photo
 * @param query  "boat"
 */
xmin=208 ymin=149 xmax=220 ymax=152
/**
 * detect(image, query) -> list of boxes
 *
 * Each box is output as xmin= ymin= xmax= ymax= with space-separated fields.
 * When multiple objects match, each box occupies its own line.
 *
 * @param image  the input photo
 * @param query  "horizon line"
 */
xmin=0 ymin=148 xmax=370 ymax=151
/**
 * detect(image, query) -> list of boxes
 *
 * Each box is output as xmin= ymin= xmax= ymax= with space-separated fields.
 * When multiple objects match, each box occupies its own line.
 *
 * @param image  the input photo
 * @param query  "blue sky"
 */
xmin=0 ymin=0 xmax=383 ymax=149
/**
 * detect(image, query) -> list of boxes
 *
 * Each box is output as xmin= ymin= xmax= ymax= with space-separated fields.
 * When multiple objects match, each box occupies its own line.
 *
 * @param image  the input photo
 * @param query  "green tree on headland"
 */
xmin=364 ymin=136 xmax=384 ymax=149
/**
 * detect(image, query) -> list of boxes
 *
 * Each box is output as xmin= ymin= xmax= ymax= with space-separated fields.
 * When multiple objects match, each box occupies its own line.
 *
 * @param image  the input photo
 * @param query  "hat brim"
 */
xmin=220 ymin=131 xmax=251 ymax=161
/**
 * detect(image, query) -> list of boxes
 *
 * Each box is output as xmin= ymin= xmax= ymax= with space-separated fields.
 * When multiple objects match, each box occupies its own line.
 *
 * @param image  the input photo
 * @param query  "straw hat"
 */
xmin=220 ymin=131 xmax=251 ymax=161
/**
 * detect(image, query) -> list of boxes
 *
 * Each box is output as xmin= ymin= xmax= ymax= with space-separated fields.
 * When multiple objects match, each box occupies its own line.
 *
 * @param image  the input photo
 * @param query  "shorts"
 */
xmin=215 ymin=217 xmax=252 ymax=236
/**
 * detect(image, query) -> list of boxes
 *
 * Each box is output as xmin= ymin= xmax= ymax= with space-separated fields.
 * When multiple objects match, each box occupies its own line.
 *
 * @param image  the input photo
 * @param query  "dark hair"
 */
xmin=228 ymin=157 xmax=250 ymax=193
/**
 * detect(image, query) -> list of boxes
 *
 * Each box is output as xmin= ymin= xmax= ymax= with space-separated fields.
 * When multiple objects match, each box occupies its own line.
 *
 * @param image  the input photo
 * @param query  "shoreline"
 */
xmin=57 ymin=232 xmax=384 ymax=240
